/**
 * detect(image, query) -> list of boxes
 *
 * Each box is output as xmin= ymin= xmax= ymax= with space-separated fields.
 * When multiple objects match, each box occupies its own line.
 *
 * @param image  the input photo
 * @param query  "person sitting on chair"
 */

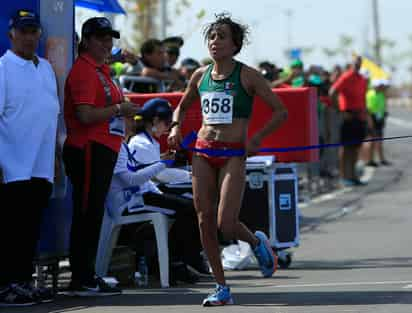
xmin=106 ymin=98 xmax=210 ymax=285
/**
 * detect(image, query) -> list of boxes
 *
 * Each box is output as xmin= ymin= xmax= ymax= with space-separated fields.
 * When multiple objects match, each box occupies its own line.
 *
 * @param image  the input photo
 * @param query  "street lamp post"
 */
xmin=285 ymin=9 xmax=294 ymax=53
xmin=372 ymin=0 xmax=382 ymax=65
xmin=160 ymin=0 xmax=167 ymax=39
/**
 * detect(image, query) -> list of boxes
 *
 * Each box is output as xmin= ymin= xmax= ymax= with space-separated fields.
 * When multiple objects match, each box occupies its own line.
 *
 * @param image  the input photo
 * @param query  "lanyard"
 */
xmin=96 ymin=68 xmax=113 ymax=107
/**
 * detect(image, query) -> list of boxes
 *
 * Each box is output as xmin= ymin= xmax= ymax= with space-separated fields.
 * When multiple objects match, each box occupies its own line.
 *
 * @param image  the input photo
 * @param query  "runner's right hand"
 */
xmin=167 ymin=127 xmax=182 ymax=150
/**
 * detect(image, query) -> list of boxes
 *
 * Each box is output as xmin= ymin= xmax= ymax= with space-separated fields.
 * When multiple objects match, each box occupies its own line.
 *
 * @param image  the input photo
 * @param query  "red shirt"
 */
xmin=331 ymin=69 xmax=368 ymax=112
xmin=64 ymin=54 xmax=123 ymax=152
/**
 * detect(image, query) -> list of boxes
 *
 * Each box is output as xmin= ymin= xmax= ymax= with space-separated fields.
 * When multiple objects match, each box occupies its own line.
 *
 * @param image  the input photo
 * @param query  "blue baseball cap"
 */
xmin=9 ymin=9 xmax=41 ymax=30
xmin=136 ymin=98 xmax=173 ymax=121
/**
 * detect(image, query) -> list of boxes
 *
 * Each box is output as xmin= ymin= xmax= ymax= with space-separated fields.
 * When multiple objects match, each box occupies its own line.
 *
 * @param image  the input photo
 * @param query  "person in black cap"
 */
xmin=77 ymin=17 xmax=120 ymax=58
xmin=162 ymin=36 xmax=184 ymax=49
xmin=164 ymin=46 xmax=180 ymax=69
xmin=63 ymin=17 xmax=138 ymax=297
xmin=7 ymin=9 xmax=42 ymax=61
xmin=0 ymin=9 xmax=59 ymax=306
xmin=163 ymin=36 xmax=184 ymax=69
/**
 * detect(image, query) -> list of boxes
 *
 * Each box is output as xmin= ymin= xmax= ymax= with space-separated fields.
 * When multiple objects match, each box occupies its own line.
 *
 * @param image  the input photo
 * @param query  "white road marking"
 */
xmin=387 ymin=117 xmax=412 ymax=129
xmin=403 ymin=284 xmax=412 ymax=289
xmin=311 ymin=188 xmax=349 ymax=204
xmin=274 ymin=281 xmax=412 ymax=288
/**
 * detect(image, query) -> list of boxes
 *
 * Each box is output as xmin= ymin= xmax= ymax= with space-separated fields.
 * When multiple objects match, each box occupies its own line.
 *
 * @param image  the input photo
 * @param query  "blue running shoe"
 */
xmin=253 ymin=231 xmax=277 ymax=277
xmin=202 ymin=284 xmax=234 ymax=307
xmin=340 ymin=178 xmax=355 ymax=187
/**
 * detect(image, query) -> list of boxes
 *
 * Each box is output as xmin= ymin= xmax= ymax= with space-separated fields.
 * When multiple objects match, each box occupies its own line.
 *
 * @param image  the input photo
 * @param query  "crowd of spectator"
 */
xmin=254 ymin=56 xmax=391 ymax=185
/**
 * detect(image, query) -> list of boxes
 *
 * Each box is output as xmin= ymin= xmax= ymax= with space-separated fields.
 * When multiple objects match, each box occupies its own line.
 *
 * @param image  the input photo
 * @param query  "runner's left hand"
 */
xmin=246 ymin=137 xmax=261 ymax=156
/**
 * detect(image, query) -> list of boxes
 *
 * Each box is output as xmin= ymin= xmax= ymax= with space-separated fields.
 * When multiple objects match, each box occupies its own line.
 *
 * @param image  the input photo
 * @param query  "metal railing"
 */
xmin=119 ymin=75 xmax=166 ymax=94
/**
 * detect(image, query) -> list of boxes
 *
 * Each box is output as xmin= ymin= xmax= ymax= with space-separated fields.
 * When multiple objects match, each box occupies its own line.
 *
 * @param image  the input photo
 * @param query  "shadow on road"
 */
xmin=293 ymin=257 xmax=412 ymax=270
xmin=11 ymin=289 xmax=412 ymax=313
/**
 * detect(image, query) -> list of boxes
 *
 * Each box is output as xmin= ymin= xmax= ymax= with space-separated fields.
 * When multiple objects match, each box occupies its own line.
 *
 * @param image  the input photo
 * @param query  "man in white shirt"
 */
xmin=0 ymin=9 xmax=59 ymax=307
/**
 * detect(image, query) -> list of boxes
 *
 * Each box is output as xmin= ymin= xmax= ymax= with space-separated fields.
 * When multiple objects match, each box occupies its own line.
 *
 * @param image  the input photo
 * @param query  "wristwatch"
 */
xmin=169 ymin=121 xmax=180 ymax=129
xmin=114 ymin=103 xmax=121 ymax=115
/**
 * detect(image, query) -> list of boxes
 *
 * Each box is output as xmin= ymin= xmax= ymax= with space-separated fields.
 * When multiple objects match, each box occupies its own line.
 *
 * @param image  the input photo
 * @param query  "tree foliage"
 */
xmin=321 ymin=34 xmax=355 ymax=61
xmin=121 ymin=0 xmax=205 ymax=52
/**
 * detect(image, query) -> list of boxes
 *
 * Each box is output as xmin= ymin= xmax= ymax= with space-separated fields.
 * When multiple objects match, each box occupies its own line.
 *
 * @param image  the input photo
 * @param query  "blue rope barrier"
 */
xmin=179 ymin=131 xmax=412 ymax=157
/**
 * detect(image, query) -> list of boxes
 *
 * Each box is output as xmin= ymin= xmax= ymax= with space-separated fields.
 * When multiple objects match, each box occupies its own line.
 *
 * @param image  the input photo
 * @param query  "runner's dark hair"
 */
xmin=203 ymin=12 xmax=249 ymax=56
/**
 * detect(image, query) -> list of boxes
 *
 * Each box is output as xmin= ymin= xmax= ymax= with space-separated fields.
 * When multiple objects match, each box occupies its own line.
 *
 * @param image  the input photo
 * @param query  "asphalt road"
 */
xmin=6 ymin=106 xmax=412 ymax=313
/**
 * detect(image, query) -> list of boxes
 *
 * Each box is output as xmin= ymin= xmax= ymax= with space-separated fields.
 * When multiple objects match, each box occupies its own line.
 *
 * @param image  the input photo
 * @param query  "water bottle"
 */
xmin=135 ymin=256 xmax=148 ymax=287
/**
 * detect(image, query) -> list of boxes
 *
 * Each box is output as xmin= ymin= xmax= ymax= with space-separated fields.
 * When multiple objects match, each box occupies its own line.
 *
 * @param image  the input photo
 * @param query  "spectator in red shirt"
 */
xmin=329 ymin=56 xmax=370 ymax=186
xmin=63 ymin=17 xmax=138 ymax=296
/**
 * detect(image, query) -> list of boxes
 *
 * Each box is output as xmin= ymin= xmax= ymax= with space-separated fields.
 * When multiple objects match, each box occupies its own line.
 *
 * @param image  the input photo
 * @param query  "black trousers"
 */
xmin=143 ymin=191 xmax=202 ymax=265
xmin=0 ymin=178 xmax=52 ymax=286
xmin=63 ymin=142 xmax=117 ymax=284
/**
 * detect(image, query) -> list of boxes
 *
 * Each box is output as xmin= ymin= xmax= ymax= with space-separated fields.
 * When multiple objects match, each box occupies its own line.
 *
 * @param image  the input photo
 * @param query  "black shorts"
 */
xmin=340 ymin=116 xmax=367 ymax=145
xmin=370 ymin=115 xmax=385 ymax=137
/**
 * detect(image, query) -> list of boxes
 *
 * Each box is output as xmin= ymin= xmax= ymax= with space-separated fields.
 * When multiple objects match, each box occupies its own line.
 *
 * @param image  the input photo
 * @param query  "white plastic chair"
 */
xmin=95 ymin=201 xmax=172 ymax=288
